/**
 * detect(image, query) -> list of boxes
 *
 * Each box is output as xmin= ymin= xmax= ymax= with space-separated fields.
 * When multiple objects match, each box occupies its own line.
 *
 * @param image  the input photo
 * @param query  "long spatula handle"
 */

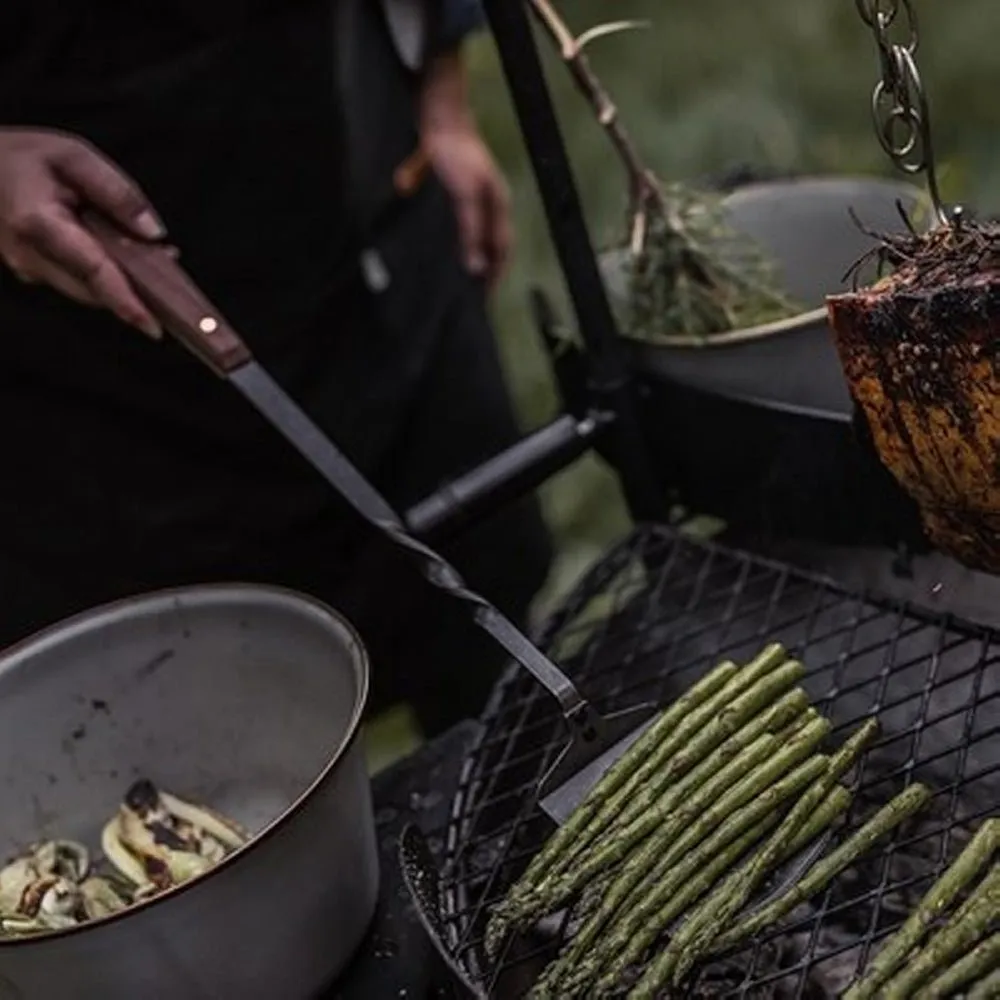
xmin=83 ymin=212 xmax=594 ymax=729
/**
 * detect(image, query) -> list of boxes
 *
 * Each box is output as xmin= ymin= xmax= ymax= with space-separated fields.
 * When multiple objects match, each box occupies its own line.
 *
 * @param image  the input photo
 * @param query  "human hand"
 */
xmin=424 ymin=121 xmax=512 ymax=291
xmin=420 ymin=53 xmax=512 ymax=292
xmin=0 ymin=128 xmax=165 ymax=337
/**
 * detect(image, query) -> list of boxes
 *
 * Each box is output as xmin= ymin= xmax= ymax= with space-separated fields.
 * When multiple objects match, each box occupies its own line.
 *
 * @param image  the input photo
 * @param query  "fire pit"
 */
xmin=437 ymin=526 xmax=1000 ymax=997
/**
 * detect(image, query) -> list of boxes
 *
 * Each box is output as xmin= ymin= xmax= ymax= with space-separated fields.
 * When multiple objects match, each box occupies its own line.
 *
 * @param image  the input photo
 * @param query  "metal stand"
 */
xmin=402 ymin=0 xmax=666 ymax=538
xmin=479 ymin=0 xmax=663 ymax=521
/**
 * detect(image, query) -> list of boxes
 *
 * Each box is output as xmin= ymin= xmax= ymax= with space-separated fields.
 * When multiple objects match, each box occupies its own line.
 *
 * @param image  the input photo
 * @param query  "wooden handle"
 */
xmin=81 ymin=211 xmax=252 ymax=376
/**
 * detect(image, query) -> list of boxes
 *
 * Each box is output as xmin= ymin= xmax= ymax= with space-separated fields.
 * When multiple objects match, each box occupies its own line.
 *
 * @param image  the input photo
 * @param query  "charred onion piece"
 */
xmin=827 ymin=220 xmax=1000 ymax=573
xmin=0 ymin=841 xmax=91 ymax=922
xmin=102 ymin=779 xmax=247 ymax=894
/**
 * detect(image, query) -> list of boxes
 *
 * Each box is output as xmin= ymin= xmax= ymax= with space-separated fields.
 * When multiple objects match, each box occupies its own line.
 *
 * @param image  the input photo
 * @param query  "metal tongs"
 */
xmin=80 ymin=211 xmax=655 ymax=823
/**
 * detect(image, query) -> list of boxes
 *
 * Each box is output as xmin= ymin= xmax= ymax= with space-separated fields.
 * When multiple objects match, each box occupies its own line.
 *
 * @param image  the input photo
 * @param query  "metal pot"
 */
xmin=591 ymin=176 xmax=930 ymax=548
xmin=603 ymin=175 xmax=924 ymax=417
xmin=0 ymin=585 xmax=377 ymax=1000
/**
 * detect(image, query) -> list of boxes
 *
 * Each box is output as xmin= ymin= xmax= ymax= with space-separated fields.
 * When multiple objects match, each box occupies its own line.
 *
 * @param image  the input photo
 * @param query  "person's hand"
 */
xmin=0 ymin=128 xmax=165 ymax=337
xmin=423 ymin=121 xmax=512 ymax=291
xmin=419 ymin=53 xmax=512 ymax=292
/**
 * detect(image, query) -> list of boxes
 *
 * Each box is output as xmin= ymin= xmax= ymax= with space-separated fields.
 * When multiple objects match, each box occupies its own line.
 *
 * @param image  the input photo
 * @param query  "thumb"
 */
xmin=54 ymin=141 xmax=165 ymax=241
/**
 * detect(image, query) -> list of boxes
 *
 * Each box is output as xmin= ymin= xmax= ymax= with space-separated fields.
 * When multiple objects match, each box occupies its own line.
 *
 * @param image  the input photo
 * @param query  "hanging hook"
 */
xmin=857 ymin=0 xmax=952 ymax=228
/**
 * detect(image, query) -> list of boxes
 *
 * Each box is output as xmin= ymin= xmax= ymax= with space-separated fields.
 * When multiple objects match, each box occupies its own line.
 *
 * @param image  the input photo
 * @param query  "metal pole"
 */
xmin=480 ymin=0 xmax=664 ymax=521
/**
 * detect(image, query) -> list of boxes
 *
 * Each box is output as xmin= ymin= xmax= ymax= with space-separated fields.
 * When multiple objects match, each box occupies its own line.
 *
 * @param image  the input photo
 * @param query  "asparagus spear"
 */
xmin=544 ymin=746 xmax=831 ymax=997
xmin=514 ymin=711 xmax=827 ymax=936
xmin=970 ymin=966 xmax=1000 ymax=1000
xmin=772 ymin=706 xmax=821 ymax=744
xmin=530 ymin=657 xmax=741 ymax=887
xmin=589 ymin=660 xmax=805 ymax=845
xmin=485 ymin=655 xmax=747 ymax=954
xmin=671 ymin=719 xmax=878 ymax=984
xmin=881 ymin=865 xmax=1000 ymax=998
xmin=844 ymin=817 xmax=1000 ymax=1000
xmin=538 ymin=814 xmax=780 ymax=1000
xmin=709 ymin=783 xmax=934 ymax=953
xmin=553 ymin=647 xmax=793 ymax=874
xmin=629 ymin=782 xmax=931 ymax=999
xmin=915 ymin=930 xmax=1000 ymax=999
xmin=583 ymin=785 xmax=852 ymax=996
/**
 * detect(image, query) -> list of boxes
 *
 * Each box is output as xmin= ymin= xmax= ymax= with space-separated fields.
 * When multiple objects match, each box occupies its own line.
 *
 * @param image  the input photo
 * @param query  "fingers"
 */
xmin=483 ymin=176 xmax=513 ymax=292
xmin=53 ymin=141 xmax=165 ymax=241
xmin=454 ymin=186 xmax=489 ymax=282
xmin=453 ymin=173 xmax=512 ymax=294
xmin=12 ymin=207 xmax=161 ymax=338
xmin=10 ymin=248 xmax=99 ymax=306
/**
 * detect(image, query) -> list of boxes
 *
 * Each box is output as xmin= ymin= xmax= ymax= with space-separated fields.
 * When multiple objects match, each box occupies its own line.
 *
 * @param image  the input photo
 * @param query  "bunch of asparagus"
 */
xmin=485 ymin=643 xmax=932 ymax=998
xmin=846 ymin=818 xmax=1000 ymax=999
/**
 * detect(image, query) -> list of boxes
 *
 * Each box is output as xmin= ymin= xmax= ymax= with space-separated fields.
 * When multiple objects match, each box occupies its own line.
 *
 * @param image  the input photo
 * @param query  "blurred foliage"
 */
xmin=465 ymin=0 xmax=1000 ymax=611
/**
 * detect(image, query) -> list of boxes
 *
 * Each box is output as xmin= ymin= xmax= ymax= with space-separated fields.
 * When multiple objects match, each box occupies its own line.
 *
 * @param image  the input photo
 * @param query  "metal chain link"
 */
xmin=856 ymin=0 xmax=951 ymax=227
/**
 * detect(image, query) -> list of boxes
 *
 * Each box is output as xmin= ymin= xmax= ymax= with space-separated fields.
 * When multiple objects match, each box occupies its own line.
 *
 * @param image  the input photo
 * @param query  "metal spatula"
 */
xmin=83 ymin=213 xmax=655 ymax=822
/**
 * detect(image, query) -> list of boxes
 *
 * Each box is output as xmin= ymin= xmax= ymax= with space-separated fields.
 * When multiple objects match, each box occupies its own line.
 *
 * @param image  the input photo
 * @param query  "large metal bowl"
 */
xmin=603 ymin=175 xmax=924 ymax=418
xmin=595 ymin=176 xmax=930 ymax=547
xmin=0 ymin=585 xmax=377 ymax=1000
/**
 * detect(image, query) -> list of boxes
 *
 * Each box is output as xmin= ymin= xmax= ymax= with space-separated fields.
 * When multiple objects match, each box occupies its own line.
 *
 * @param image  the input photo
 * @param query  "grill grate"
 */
xmin=439 ymin=525 xmax=1000 ymax=998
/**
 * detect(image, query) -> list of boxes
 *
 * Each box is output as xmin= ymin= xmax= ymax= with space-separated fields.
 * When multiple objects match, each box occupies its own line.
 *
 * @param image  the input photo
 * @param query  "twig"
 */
xmin=526 ymin=0 xmax=664 ymax=250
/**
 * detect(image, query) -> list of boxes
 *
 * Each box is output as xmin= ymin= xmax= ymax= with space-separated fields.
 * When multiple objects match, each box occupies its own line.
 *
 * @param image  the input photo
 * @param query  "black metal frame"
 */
xmin=438 ymin=523 xmax=1000 ymax=997
xmin=403 ymin=0 xmax=663 ymax=541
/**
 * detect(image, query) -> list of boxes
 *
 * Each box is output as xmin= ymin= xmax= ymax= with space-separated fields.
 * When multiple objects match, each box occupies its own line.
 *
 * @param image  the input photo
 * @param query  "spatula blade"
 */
xmin=539 ymin=711 xmax=656 ymax=824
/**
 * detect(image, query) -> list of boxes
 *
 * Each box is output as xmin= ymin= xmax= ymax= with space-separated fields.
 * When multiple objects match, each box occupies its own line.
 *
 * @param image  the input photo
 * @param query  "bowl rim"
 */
xmin=0 ymin=581 xmax=371 ymax=948
xmin=603 ymin=172 xmax=924 ymax=350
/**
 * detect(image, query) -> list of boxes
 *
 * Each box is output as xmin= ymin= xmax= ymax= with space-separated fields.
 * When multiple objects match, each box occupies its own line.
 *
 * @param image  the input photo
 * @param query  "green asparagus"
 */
xmin=498 ymin=670 xmax=813 ymax=938
xmin=845 ymin=817 xmax=1000 ymax=1000
xmin=585 ymin=785 xmax=852 ymax=996
xmin=881 ymin=865 xmax=1000 ymax=999
xmin=590 ymin=660 xmax=805 ymax=843
xmin=670 ymin=719 xmax=878 ymax=984
xmin=520 ymin=714 xmax=827 ymax=934
xmin=483 ymin=656 xmax=742 ymax=956
xmin=709 ymin=782 xmax=933 ymax=956
xmin=544 ymin=750 xmax=828 ymax=997
xmin=969 ymin=966 xmax=1000 ymax=1000
xmin=915 ymin=930 xmax=1000 ymax=999
xmin=546 ymin=725 xmax=829 ymax=990
xmin=628 ymin=783 xmax=932 ymax=999
xmin=548 ymin=649 xmax=796 ymax=882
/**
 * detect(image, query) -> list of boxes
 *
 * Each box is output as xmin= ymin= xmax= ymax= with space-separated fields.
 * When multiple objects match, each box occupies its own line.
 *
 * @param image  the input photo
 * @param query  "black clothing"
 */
xmin=0 ymin=0 xmax=552 ymax=734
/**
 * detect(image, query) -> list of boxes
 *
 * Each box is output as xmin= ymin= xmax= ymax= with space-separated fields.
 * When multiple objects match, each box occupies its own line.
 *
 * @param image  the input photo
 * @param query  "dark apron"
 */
xmin=0 ymin=1 xmax=458 ymax=627
xmin=0 ymin=1 xmax=553 ymax=732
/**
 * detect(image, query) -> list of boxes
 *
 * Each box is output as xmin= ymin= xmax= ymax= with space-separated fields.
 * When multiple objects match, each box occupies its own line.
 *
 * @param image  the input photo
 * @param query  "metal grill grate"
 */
xmin=439 ymin=525 xmax=1000 ymax=998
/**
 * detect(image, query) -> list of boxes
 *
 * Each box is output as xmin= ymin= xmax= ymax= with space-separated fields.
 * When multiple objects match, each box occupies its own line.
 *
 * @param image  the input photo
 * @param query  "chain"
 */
xmin=856 ymin=0 xmax=952 ymax=227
